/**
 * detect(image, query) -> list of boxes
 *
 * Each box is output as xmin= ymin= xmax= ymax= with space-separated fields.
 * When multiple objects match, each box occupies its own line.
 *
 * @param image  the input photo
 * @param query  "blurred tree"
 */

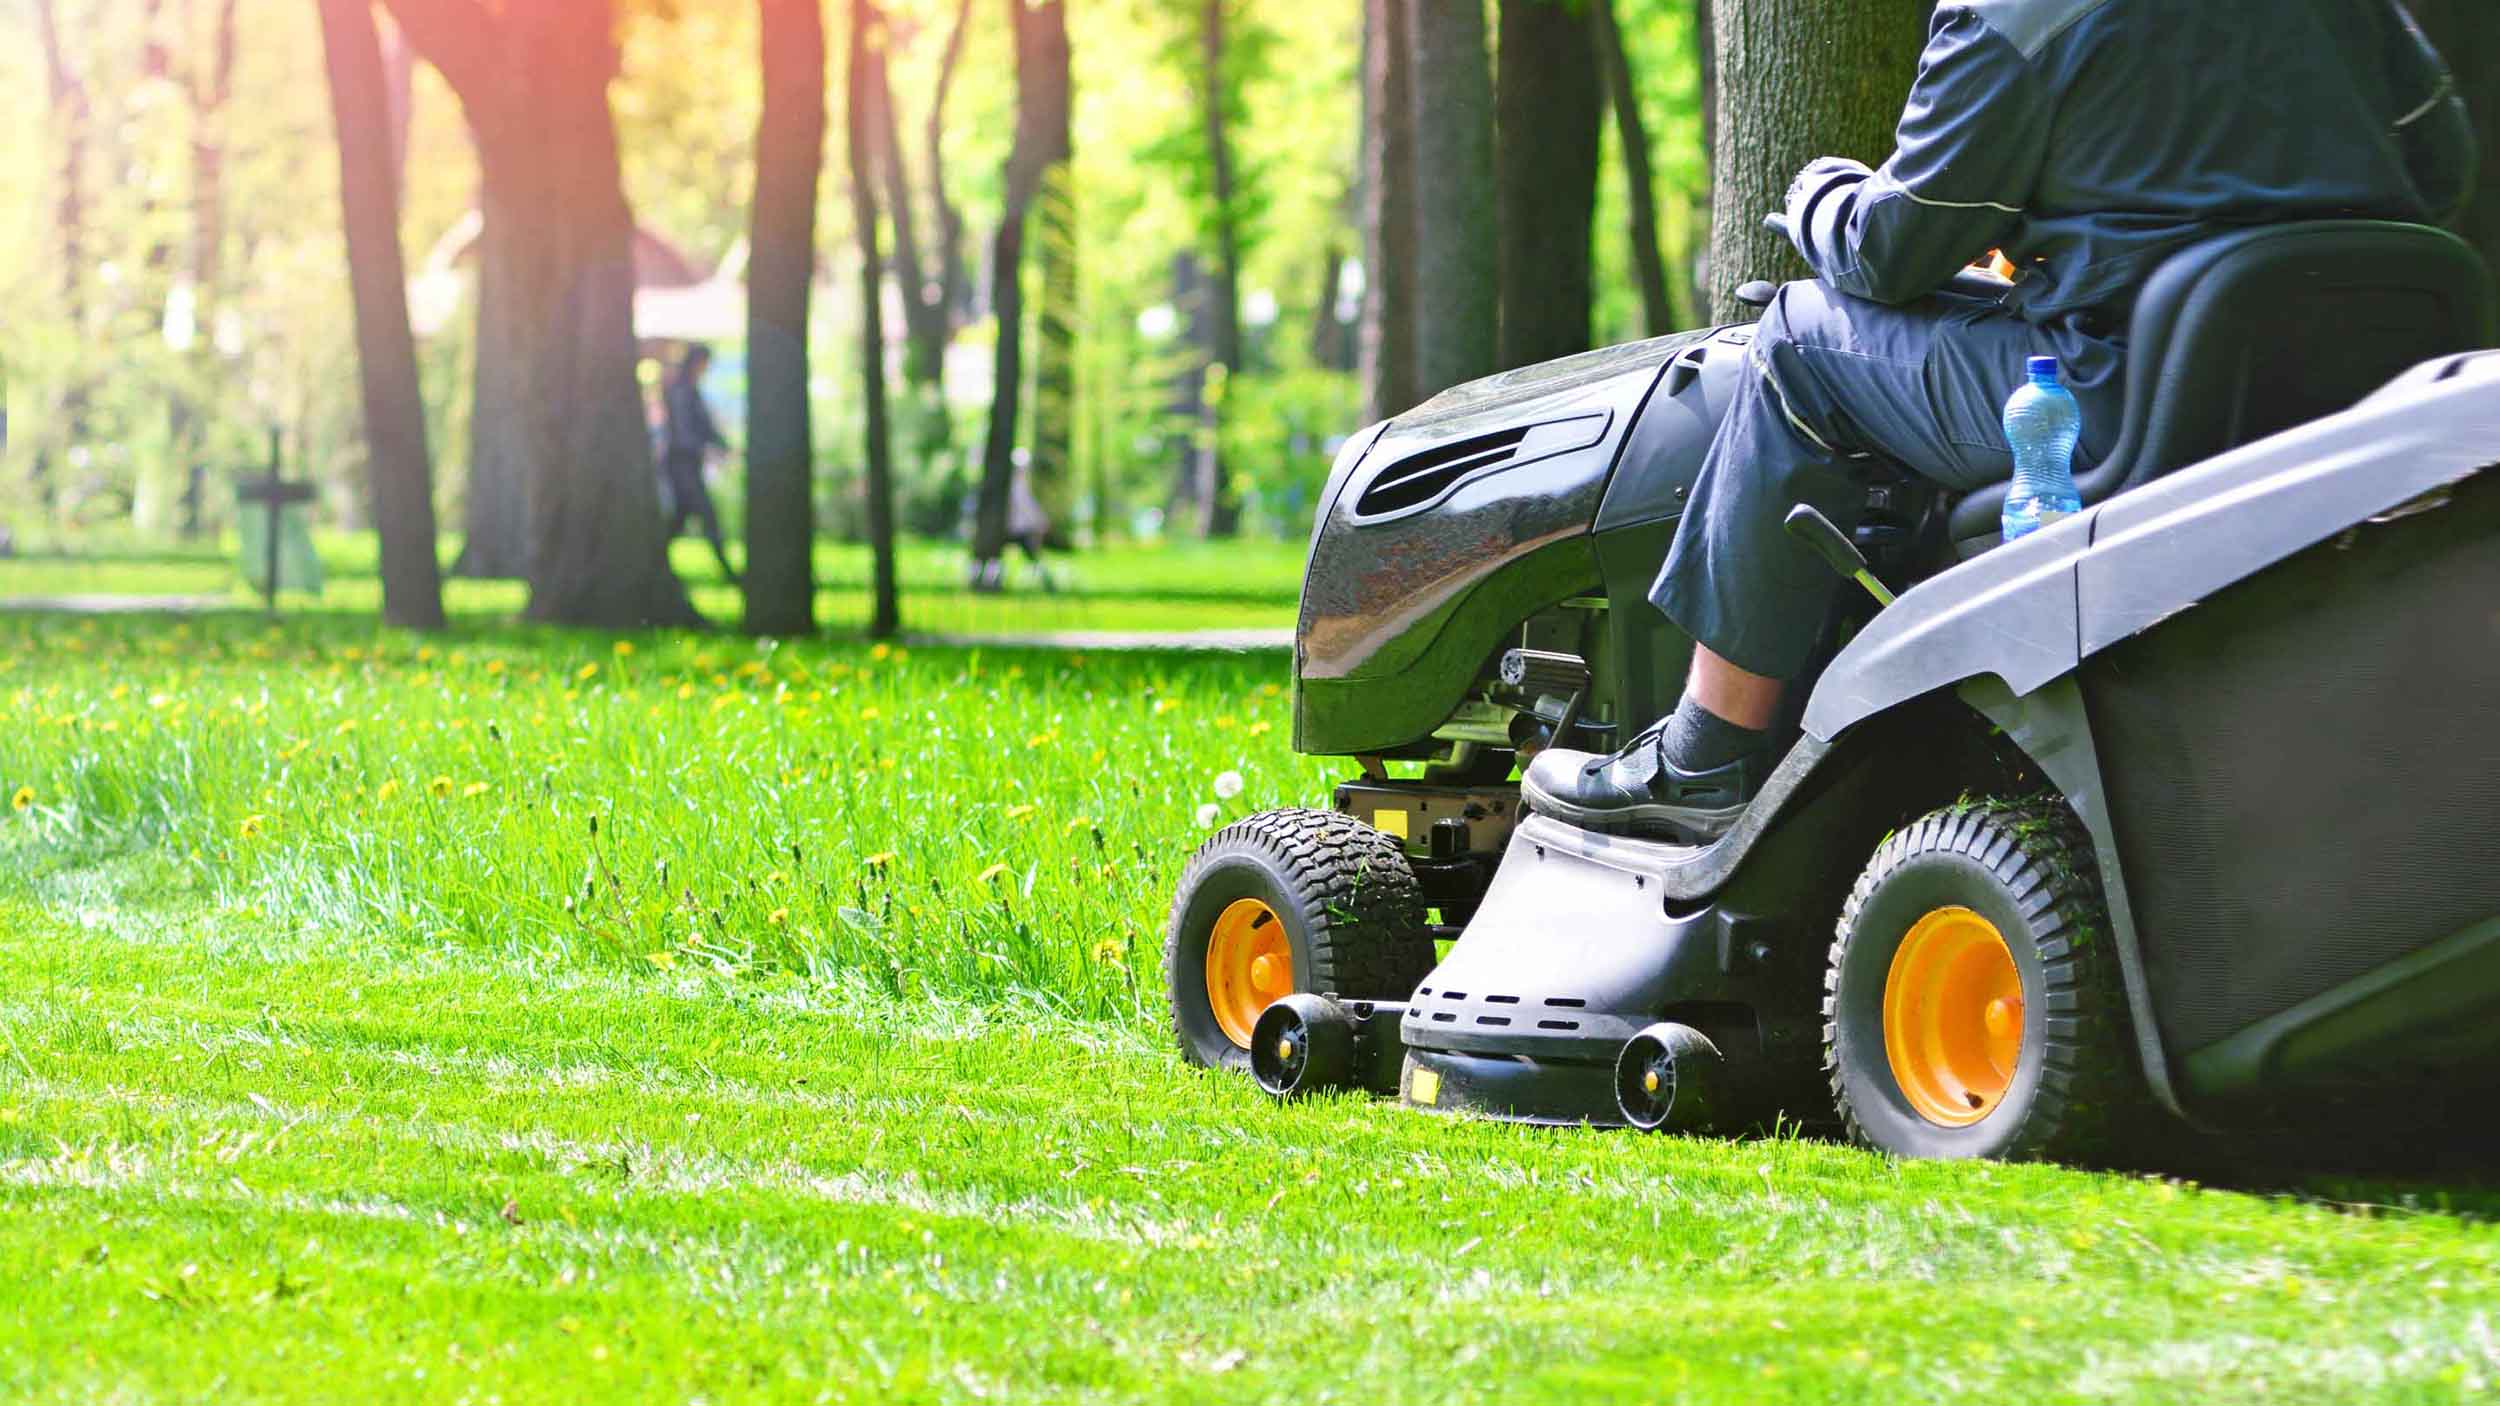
xmin=316 ymin=0 xmax=445 ymax=629
xmin=878 ymin=0 xmax=971 ymax=389
xmin=1359 ymin=0 xmax=1419 ymax=422
xmin=1703 ymin=0 xmax=1925 ymax=321
xmin=2407 ymin=1 xmax=2499 ymax=274
xmin=32 ymin=0 xmax=90 ymax=516
xmin=1189 ymin=0 xmax=1245 ymax=536
xmin=1409 ymin=0 xmax=1496 ymax=395
xmin=1495 ymin=0 xmax=1602 ymax=371
xmin=970 ymin=0 xmax=1068 ymax=572
xmin=1592 ymin=0 xmax=1673 ymax=336
xmin=744 ymin=0 xmax=825 ymax=637
xmin=849 ymin=0 xmax=902 ymax=635
xmin=381 ymin=0 xmax=698 ymax=626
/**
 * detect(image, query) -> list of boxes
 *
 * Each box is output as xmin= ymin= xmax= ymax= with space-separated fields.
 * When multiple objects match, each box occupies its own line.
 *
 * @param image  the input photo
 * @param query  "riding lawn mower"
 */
xmin=1164 ymin=219 xmax=2500 ymax=1161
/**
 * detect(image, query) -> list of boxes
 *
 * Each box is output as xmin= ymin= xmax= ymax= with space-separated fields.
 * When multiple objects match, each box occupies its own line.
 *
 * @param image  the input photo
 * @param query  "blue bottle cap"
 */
xmin=2027 ymin=356 xmax=2061 ymax=379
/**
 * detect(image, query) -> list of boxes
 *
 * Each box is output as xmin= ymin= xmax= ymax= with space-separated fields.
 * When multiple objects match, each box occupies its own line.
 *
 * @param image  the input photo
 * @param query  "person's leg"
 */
xmin=693 ymin=493 xmax=739 ymax=583
xmin=1527 ymin=280 xmax=2037 ymax=840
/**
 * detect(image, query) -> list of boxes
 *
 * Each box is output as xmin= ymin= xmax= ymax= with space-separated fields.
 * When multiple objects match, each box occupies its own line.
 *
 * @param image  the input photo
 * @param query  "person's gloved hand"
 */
xmin=1781 ymin=157 xmax=1874 ymax=270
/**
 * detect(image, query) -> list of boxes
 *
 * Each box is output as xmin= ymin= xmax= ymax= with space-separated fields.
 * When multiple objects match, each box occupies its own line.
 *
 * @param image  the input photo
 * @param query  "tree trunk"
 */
xmin=744 ymin=0 xmax=825 ymax=637
xmin=384 ymin=0 xmax=699 ymax=626
xmin=1593 ymin=0 xmax=1673 ymax=337
xmin=1028 ymin=10 xmax=1078 ymax=545
xmin=873 ymin=33 xmax=944 ymax=389
xmin=1195 ymin=0 xmax=1244 ymax=537
xmin=1360 ymin=0 xmax=1420 ymax=422
xmin=379 ymin=12 xmax=415 ymax=195
xmin=1691 ymin=0 xmax=1716 ymax=317
xmin=319 ymin=0 xmax=446 ymax=630
xmin=2407 ymin=1 xmax=2500 ymax=274
xmin=1705 ymin=0 xmax=1926 ymax=322
xmin=1309 ymin=241 xmax=1351 ymax=370
xmin=1408 ymin=0 xmax=1498 ymax=394
xmin=1495 ymin=0 xmax=1603 ymax=371
xmin=850 ymin=0 xmax=901 ymax=636
xmin=453 ymin=183 xmax=533 ymax=580
xmin=927 ymin=0 xmax=976 ymax=329
xmin=972 ymin=0 xmax=1068 ymax=561
xmin=33 ymin=0 xmax=89 ymax=513
xmin=174 ymin=0 xmax=241 ymax=532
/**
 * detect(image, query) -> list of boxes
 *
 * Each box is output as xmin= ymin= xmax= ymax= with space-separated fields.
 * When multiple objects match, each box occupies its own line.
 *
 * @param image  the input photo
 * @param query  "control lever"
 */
xmin=1783 ymin=505 xmax=1896 ymax=608
xmin=1501 ymin=648 xmax=1594 ymax=747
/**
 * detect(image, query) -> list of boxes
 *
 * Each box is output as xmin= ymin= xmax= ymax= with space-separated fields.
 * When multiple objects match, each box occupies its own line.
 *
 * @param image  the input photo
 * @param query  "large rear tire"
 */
xmin=1824 ymin=798 xmax=2140 ymax=1161
xmin=1166 ymin=808 xmax=1435 ymax=1073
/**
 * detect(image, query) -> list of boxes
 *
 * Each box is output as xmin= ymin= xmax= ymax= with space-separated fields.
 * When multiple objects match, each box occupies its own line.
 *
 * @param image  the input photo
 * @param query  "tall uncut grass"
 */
xmin=0 ymin=612 xmax=1335 ymax=1022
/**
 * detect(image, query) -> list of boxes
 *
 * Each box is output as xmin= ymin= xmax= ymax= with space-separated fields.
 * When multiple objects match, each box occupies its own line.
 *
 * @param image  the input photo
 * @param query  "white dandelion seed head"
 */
xmin=1212 ymin=770 xmax=1244 ymax=801
xmin=1194 ymin=802 xmax=1222 ymax=828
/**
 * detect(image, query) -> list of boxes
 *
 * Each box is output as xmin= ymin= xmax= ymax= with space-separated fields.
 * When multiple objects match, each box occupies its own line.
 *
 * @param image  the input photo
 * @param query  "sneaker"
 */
xmin=1520 ymin=723 xmax=1770 ymax=843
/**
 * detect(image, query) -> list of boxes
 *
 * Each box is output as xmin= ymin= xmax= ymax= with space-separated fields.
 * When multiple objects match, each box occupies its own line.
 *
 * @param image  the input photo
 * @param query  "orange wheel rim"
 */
xmin=1205 ymin=898 xmax=1292 ymax=1049
xmin=1882 ymin=906 xmax=2024 ymax=1127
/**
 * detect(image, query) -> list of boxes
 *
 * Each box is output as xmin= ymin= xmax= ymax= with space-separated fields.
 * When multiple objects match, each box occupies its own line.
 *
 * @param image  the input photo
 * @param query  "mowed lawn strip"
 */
xmin=5 ymin=899 xmax=2499 ymax=1404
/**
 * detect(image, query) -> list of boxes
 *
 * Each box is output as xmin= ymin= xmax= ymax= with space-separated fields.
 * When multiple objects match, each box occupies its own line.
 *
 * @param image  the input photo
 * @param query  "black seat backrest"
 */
xmin=1948 ymin=221 xmax=2497 ymax=549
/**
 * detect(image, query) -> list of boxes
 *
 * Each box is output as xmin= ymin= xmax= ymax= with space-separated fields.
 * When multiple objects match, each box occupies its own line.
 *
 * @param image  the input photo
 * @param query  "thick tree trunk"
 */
xmin=972 ymin=0 xmax=1068 ymax=561
xmin=452 ymin=176 xmax=535 ymax=579
xmin=1692 ymin=0 xmax=1717 ymax=317
xmin=1408 ymin=0 xmax=1498 ymax=395
xmin=2408 ymin=1 xmax=2500 ymax=273
xmin=379 ymin=13 xmax=415 ymax=195
xmin=1495 ymin=0 xmax=1603 ymax=371
xmin=386 ymin=0 xmax=699 ymax=626
xmin=1593 ymin=0 xmax=1674 ymax=338
xmin=1027 ymin=8 xmax=1077 ymax=546
xmin=1360 ymin=0 xmax=1420 ymax=421
xmin=850 ymin=0 xmax=901 ymax=636
xmin=1194 ymin=0 xmax=1245 ymax=537
xmin=1705 ymin=0 xmax=1926 ymax=322
xmin=744 ymin=0 xmax=825 ymax=637
xmin=319 ymin=0 xmax=446 ymax=630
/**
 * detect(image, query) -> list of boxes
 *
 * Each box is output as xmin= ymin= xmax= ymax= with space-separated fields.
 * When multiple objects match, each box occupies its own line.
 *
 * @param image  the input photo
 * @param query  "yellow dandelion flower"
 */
xmin=427 ymin=775 xmax=455 ymax=798
xmin=1092 ymin=938 xmax=1127 ymax=969
xmin=878 ymin=757 xmax=897 ymax=771
xmin=861 ymin=706 xmax=882 ymax=721
xmin=1215 ymin=717 xmax=1236 ymax=731
xmin=485 ymin=659 xmax=507 ymax=676
xmin=1064 ymin=815 xmax=1096 ymax=832
xmin=1006 ymin=803 xmax=1037 ymax=821
xmin=870 ymin=642 xmax=893 ymax=662
xmin=864 ymin=851 xmax=897 ymax=870
xmin=239 ymin=814 xmax=267 ymax=839
xmin=613 ymin=640 xmax=636 ymax=657
xmin=334 ymin=719 xmax=359 ymax=737
xmin=1006 ymin=665 xmax=1025 ymax=680
xmin=1152 ymin=698 xmax=1179 ymax=715
xmin=1261 ymin=683 xmax=1283 ymax=698
xmin=9 ymin=786 xmax=31 ymax=812
xmin=1248 ymin=720 xmax=1274 ymax=736
xmin=977 ymin=862 xmax=1010 ymax=886
xmin=643 ymin=951 xmax=676 ymax=970
xmin=461 ymin=782 xmax=490 ymax=798
xmin=1025 ymin=732 xmax=1051 ymax=749
xmin=767 ymin=907 xmax=790 ymax=927
xmin=109 ymin=683 xmax=130 ymax=701
xmin=375 ymin=779 xmax=403 ymax=803
xmin=676 ymin=683 xmax=696 ymax=701
xmin=576 ymin=662 xmax=600 ymax=681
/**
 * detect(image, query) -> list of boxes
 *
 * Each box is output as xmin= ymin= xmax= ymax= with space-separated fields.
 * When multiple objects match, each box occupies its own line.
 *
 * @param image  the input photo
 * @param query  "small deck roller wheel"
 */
xmin=1166 ymin=808 xmax=1436 ymax=1073
xmin=1824 ymin=798 xmax=2140 ymax=1161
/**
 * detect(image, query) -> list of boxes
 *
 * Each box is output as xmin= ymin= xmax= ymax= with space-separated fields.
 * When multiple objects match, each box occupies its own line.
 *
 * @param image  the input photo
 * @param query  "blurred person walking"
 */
xmin=662 ymin=343 xmax=742 ymax=586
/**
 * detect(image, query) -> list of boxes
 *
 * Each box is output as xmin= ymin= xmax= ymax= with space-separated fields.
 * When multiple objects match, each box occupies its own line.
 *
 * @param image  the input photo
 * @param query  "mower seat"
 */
xmin=1947 ymin=220 xmax=2498 ymax=555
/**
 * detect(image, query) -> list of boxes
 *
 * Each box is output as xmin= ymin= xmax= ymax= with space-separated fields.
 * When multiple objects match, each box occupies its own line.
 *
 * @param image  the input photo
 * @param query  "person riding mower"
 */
xmin=1164 ymin=0 xmax=2500 ymax=1162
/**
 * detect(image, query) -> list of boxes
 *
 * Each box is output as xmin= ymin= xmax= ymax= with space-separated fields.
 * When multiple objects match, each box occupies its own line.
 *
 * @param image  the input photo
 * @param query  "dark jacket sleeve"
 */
xmin=2385 ymin=3 xmax=2477 ymax=226
xmin=1783 ymin=8 xmax=2056 ymax=306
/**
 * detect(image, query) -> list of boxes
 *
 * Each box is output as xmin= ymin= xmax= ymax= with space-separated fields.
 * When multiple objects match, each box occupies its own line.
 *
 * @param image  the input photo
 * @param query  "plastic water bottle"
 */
xmin=2001 ymin=356 xmax=2084 ymax=542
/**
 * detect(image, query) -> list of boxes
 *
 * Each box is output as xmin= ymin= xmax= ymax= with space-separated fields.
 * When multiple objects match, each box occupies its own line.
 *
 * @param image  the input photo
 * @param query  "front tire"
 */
xmin=1824 ymin=799 xmax=2139 ymax=1161
xmin=1166 ymin=808 xmax=1435 ymax=1072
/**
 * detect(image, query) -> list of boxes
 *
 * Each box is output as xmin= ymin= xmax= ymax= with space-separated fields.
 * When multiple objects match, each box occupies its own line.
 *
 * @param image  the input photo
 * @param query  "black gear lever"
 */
xmin=1783 ymin=505 xmax=1896 ymax=608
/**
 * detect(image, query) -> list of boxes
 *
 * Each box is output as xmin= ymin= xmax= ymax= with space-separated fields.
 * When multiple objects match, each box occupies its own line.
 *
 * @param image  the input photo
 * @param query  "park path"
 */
xmin=905 ymin=626 xmax=1291 ymax=652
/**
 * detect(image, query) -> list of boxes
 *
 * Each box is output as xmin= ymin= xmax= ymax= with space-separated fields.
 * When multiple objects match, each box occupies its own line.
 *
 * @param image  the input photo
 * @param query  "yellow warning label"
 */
xmin=1410 ymin=1068 xmax=1441 ymax=1107
xmin=1374 ymin=808 xmax=1410 ymax=839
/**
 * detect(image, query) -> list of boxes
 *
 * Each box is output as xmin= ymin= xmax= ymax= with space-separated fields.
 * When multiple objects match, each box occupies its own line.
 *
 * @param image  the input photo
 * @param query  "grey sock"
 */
xmin=1658 ymin=694 xmax=1769 ymax=774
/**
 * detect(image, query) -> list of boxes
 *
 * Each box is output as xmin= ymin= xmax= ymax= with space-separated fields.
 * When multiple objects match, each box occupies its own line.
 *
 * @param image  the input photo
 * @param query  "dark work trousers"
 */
xmin=662 ymin=450 xmax=739 ymax=581
xmin=1651 ymin=278 xmax=2120 ymax=680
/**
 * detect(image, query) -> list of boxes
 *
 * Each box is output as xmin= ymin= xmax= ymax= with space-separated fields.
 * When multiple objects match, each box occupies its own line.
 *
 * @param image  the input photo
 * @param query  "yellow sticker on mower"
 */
xmin=1410 ymin=1068 xmax=1441 ymax=1106
xmin=1374 ymin=809 xmax=1409 ymax=839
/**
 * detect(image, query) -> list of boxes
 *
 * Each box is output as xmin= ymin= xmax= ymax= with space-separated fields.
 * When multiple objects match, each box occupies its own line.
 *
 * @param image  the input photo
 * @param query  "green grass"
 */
xmin=2 ymin=611 xmax=2498 ymax=1402
xmin=0 ymin=533 xmax=1308 ymax=635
